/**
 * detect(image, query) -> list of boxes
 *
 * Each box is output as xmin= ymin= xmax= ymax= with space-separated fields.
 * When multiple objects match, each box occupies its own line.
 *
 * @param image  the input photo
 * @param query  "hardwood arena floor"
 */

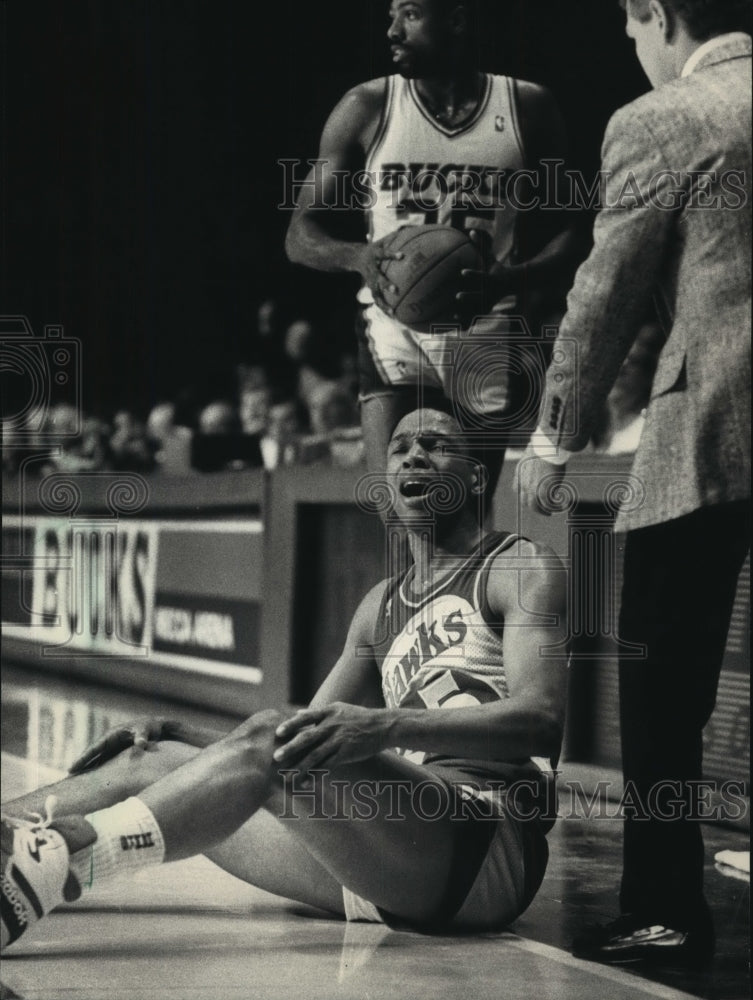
xmin=1 ymin=666 xmax=748 ymax=1000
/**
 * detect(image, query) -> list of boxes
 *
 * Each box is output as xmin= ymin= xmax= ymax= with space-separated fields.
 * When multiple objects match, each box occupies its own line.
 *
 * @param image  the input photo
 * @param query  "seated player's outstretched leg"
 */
xmin=1 ymin=711 xmax=283 ymax=951
xmin=4 ymin=737 xmax=202 ymax=822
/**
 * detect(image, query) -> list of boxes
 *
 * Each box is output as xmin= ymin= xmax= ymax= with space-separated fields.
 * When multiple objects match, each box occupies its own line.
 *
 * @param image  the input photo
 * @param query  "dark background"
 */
xmin=2 ymin=0 xmax=649 ymax=418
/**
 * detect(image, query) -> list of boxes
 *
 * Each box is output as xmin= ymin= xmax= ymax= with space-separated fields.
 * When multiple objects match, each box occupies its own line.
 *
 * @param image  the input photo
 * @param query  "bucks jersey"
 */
xmin=372 ymin=531 xmax=551 ymax=783
xmin=364 ymin=73 xmax=526 ymax=274
xmin=358 ymin=74 xmax=528 ymax=410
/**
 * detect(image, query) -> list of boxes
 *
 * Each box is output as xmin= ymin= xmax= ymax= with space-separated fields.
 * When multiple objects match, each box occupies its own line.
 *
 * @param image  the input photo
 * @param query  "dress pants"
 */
xmin=617 ymin=500 xmax=750 ymax=929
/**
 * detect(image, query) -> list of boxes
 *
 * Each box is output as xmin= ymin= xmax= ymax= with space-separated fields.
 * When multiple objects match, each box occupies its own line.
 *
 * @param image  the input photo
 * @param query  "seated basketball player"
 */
xmin=1 ymin=409 xmax=567 ymax=949
xmin=285 ymin=0 xmax=580 ymax=497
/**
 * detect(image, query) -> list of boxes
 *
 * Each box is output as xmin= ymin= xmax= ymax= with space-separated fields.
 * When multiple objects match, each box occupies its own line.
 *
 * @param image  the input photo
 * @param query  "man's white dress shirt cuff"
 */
xmin=530 ymin=426 xmax=572 ymax=466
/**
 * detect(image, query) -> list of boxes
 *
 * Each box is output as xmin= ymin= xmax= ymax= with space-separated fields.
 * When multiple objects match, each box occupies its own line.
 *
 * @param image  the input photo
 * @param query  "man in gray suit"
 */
xmin=515 ymin=0 xmax=751 ymax=967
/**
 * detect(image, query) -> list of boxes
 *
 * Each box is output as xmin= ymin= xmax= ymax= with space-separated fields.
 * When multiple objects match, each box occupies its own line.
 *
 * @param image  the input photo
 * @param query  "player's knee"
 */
xmin=209 ymin=710 xmax=283 ymax=793
xmin=231 ymin=708 xmax=284 ymax=741
xmin=235 ymin=709 xmax=283 ymax=738
xmin=257 ymin=708 xmax=285 ymax=728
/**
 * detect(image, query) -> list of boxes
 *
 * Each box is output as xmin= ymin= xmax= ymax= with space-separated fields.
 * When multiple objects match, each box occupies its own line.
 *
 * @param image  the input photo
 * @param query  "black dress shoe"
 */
xmin=572 ymin=914 xmax=715 ymax=966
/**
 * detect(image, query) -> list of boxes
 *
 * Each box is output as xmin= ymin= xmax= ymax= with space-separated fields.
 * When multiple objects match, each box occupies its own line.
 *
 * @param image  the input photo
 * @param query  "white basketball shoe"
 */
xmin=1 ymin=797 xmax=93 ymax=951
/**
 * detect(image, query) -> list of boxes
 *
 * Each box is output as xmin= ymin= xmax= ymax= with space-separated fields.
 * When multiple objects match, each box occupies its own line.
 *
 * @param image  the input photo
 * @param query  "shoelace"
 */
xmin=1 ymin=795 xmax=58 ymax=833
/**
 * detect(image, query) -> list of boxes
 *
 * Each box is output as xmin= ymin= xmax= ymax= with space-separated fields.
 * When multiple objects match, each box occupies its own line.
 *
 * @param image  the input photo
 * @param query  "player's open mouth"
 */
xmin=391 ymin=47 xmax=409 ymax=62
xmin=399 ymin=478 xmax=433 ymax=499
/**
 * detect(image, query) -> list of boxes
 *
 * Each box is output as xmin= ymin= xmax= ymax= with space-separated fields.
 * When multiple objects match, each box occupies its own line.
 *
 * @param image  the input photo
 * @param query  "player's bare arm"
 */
xmin=284 ymin=80 xmax=404 ymax=310
xmin=275 ymin=540 xmax=568 ymax=772
xmin=308 ymin=578 xmax=390 ymax=711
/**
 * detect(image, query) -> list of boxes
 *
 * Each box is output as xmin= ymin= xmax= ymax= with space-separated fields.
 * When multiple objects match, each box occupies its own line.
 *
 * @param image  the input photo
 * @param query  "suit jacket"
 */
xmin=542 ymin=34 xmax=751 ymax=532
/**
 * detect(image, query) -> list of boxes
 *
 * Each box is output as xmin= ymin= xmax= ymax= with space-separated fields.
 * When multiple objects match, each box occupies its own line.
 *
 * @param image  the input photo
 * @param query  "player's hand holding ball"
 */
xmin=373 ymin=224 xmax=485 ymax=331
xmin=357 ymin=236 xmax=406 ymax=316
xmin=455 ymin=228 xmax=518 ymax=324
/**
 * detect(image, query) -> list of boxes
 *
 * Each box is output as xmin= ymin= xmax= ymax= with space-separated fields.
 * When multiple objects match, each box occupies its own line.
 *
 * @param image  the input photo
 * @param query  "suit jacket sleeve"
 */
xmin=540 ymin=102 xmax=678 ymax=451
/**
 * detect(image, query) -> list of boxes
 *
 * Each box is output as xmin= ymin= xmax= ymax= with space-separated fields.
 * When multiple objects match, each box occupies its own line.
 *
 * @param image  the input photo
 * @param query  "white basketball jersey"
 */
xmin=364 ymin=73 xmax=526 ymax=287
xmin=357 ymin=74 xmax=528 ymax=406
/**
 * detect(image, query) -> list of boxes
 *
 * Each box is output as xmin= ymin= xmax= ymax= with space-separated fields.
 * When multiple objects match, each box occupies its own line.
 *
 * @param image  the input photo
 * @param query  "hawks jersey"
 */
xmin=360 ymin=73 xmax=526 ymax=310
xmin=372 ymin=532 xmax=550 ymax=783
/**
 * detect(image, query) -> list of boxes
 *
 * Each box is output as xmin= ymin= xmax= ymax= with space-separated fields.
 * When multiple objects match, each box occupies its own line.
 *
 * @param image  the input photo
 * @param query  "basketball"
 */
xmin=379 ymin=225 xmax=484 ymax=332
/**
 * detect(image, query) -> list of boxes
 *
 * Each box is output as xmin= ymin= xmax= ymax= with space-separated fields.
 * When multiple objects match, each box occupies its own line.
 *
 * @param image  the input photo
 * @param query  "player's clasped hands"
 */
xmin=273 ymin=702 xmax=392 ymax=774
xmin=68 ymin=717 xmax=184 ymax=774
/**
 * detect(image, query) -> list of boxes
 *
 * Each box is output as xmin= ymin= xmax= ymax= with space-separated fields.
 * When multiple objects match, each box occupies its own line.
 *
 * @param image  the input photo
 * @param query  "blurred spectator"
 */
xmin=192 ymin=399 xmax=262 ymax=472
xmin=284 ymin=319 xmax=325 ymax=405
xmin=591 ymin=323 xmax=664 ymax=455
xmin=47 ymin=403 xmax=79 ymax=439
xmin=146 ymin=402 xmax=179 ymax=441
xmin=77 ymin=417 xmax=112 ymax=471
xmin=305 ymin=381 xmax=364 ymax=468
xmin=36 ymin=407 xmax=112 ymax=475
xmin=257 ymin=298 xmax=277 ymax=341
xmin=197 ymin=400 xmax=241 ymax=436
xmin=25 ymin=404 xmax=50 ymax=447
xmin=237 ymin=363 xmax=268 ymax=393
xmin=250 ymin=299 xmax=296 ymax=397
xmin=3 ymin=404 xmax=63 ymax=475
xmin=266 ymin=397 xmax=303 ymax=438
xmin=283 ymin=317 xmax=350 ymax=406
xmin=329 ymin=427 xmax=366 ymax=468
xmin=284 ymin=320 xmax=311 ymax=361
xmin=247 ymin=298 xmax=357 ymax=410
xmin=146 ymin=402 xmax=193 ymax=474
xmin=260 ymin=398 xmax=308 ymax=470
xmin=109 ymin=410 xmax=156 ymax=472
xmin=307 ymin=380 xmax=358 ymax=436
xmin=238 ymin=376 xmax=271 ymax=437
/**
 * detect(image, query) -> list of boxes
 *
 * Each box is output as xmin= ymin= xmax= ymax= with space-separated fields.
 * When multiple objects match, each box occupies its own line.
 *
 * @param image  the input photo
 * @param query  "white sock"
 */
xmin=70 ymin=797 xmax=165 ymax=891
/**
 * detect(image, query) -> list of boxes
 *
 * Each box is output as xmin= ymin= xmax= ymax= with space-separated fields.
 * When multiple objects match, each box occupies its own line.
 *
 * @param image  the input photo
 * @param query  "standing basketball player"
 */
xmin=2 ymin=409 xmax=567 ymax=948
xmin=285 ymin=0 xmax=579 ymax=496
